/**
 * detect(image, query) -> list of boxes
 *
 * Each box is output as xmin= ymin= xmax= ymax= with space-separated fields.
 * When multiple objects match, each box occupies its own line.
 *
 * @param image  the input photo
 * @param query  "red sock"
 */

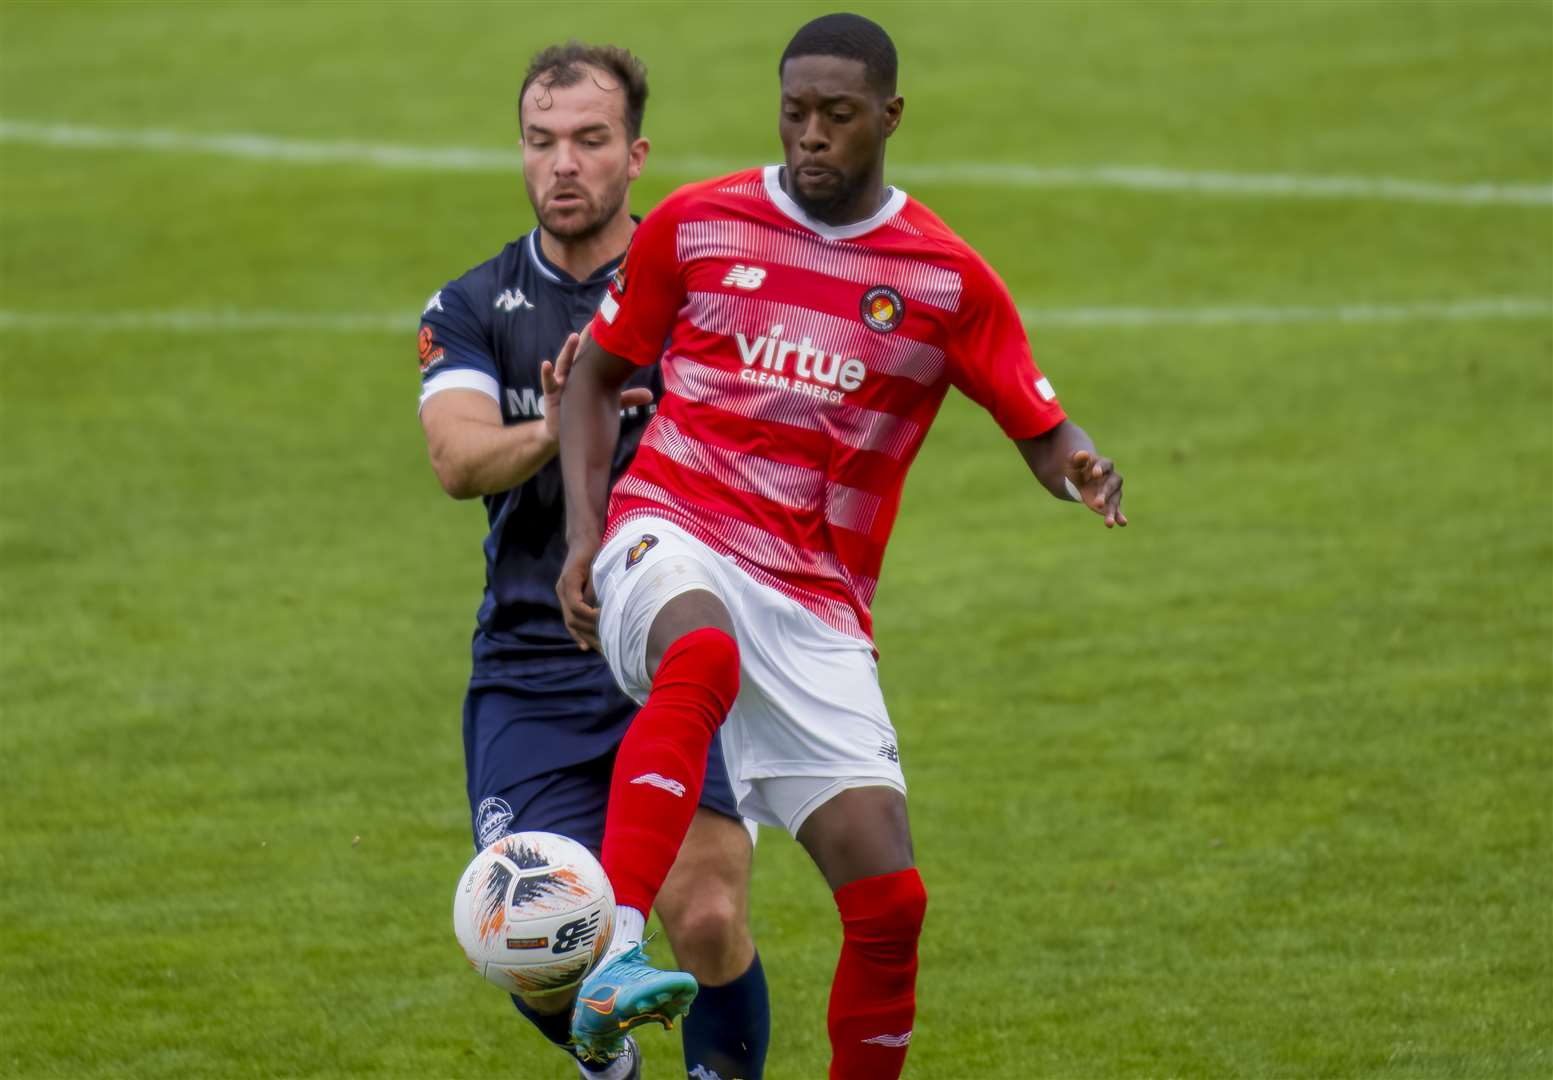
xmin=827 ymin=868 xmax=928 ymax=1080
xmin=600 ymin=628 xmax=739 ymax=915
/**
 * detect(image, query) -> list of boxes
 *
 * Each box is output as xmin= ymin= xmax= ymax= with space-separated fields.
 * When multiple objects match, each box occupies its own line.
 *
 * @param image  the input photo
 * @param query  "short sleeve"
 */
xmin=587 ymin=195 xmax=686 ymax=367
xmin=417 ymin=285 xmax=499 ymax=412
xmin=946 ymin=253 xmax=1066 ymax=440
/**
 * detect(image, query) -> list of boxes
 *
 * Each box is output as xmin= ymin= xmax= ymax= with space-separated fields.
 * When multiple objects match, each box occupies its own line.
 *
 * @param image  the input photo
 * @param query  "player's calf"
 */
xmin=658 ymin=812 xmax=770 ymax=1078
xmin=826 ymin=868 xmax=928 ymax=1080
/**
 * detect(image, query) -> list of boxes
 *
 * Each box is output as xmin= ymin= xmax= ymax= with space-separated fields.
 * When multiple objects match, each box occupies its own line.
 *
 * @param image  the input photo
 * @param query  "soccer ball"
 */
xmin=452 ymin=831 xmax=615 ymax=996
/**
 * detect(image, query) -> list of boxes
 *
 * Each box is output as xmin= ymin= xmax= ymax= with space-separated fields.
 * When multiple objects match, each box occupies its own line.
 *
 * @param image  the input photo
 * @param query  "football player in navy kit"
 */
xmin=416 ymin=43 xmax=770 ymax=1080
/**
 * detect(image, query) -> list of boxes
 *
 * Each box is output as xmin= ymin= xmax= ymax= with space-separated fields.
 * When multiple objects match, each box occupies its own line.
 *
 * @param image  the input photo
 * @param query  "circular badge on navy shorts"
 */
xmin=476 ymin=797 xmax=514 ymax=846
xmin=861 ymin=285 xmax=905 ymax=333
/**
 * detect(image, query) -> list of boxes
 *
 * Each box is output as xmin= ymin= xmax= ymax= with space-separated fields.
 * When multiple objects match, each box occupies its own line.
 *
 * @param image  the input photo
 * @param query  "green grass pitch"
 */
xmin=1 ymin=1 xmax=1549 ymax=1077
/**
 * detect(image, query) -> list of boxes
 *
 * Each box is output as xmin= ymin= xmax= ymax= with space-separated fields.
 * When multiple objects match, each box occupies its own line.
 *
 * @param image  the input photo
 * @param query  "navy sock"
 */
xmin=511 ymin=995 xmax=627 ymax=1075
xmin=511 ymin=993 xmax=572 ymax=1047
xmin=680 ymin=951 xmax=770 ymax=1080
xmin=511 ymin=994 xmax=628 ymax=1075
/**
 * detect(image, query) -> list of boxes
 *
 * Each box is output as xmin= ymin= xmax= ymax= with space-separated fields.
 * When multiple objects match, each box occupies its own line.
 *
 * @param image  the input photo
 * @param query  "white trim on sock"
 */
xmin=603 ymin=906 xmax=647 ymax=964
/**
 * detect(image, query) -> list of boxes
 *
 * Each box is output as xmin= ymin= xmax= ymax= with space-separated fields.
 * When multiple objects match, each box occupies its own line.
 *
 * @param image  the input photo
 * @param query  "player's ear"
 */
xmin=627 ymin=136 xmax=650 ymax=180
xmin=882 ymin=95 xmax=903 ymax=138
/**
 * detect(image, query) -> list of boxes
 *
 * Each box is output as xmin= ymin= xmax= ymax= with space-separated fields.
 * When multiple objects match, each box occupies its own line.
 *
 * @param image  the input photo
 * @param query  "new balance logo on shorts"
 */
xmin=861 ymin=1030 xmax=913 ymax=1047
xmin=878 ymin=741 xmax=899 ymax=763
xmin=630 ymin=772 xmax=687 ymax=798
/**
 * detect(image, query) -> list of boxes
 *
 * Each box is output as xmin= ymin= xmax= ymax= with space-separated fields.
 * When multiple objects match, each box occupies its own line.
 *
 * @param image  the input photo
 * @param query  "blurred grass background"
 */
xmin=1 ymin=2 xmax=1549 ymax=1077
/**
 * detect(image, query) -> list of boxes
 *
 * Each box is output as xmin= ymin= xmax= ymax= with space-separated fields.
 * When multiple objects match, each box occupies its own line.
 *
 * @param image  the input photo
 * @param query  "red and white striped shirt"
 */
xmin=590 ymin=166 xmax=1066 ymax=644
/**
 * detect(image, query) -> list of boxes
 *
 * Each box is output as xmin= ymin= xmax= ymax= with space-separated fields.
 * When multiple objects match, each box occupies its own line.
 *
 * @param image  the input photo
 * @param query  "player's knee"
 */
xmin=663 ymin=887 xmax=747 ymax=966
xmin=840 ymin=868 xmax=927 ymax=959
xmin=658 ymin=627 xmax=740 ymax=713
xmin=874 ymin=870 xmax=927 ymax=943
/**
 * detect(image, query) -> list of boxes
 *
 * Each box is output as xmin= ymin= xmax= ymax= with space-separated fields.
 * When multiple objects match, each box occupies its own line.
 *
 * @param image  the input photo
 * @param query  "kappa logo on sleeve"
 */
xmin=418 ymin=325 xmax=445 ymax=372
xmin=625 ymin=534 xmax=658 ymax=570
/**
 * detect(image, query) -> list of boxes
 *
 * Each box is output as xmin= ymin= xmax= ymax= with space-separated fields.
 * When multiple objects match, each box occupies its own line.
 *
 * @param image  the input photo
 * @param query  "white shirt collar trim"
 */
xmin=762 ymin=164 xmax=906 ymax=241
xmin=525 ymin=230 xmax=563 ymax=284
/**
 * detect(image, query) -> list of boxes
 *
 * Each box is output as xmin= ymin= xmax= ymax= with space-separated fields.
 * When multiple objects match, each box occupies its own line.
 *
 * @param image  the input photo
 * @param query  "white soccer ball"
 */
xmin=452 ymin=831 xmax=615 ymax=996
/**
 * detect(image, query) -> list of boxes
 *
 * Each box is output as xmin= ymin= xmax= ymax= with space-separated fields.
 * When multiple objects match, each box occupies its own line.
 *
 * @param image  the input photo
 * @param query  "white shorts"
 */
xmin=592 ymin=517 xmax=907 ymax=836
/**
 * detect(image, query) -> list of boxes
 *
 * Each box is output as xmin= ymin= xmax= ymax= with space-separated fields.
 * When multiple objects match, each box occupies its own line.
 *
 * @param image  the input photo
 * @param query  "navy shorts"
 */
xmin=463 ymin=681 xmax=740 ymax=854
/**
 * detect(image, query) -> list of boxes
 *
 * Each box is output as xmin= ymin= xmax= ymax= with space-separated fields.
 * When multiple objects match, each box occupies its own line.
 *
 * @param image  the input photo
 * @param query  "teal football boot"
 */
xmin=570 ymin=941 xmax=698 ymax=1063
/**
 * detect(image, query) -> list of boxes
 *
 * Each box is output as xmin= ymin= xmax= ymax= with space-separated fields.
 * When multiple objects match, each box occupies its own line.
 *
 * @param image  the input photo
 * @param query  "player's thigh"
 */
xmin=462 ymin=685 xmax=623 ymax=852
xmin=470 ymin=758 xmax=615 ymax=855
xmin=794 ymin=782 xmax=914 ymax=892
xmin=653 ymin=724 xmax=752 ymax=937
xmin=657 ymin=720 xmax=752 ymax=915
xmin=659 ymin=806 xmax=754 ymax=914
xmin=718 ymin=584 xmax=914 ymax=888
xmin=592 ymin=520 xmax=738 ymax=699
xmin=646 ymin=588 xmax=736 ymax=678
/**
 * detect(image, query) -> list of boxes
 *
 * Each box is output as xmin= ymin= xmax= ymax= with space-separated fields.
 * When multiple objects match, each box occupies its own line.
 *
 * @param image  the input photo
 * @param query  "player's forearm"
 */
xmin=1017 ymin=419 xmax=1094 ymax=501
xmin=559 ymin=350 xmax=626 ymax=548
xmin=429 ymin=416 xmax=557 ymax=499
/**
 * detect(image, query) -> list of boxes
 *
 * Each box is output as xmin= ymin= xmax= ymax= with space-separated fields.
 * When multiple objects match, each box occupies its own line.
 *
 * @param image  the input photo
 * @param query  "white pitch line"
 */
xmin=1016 ymin=297 xmax=1553 ymax=328
xmin=3 ymin=119 xmax=1550 ymax=208
xmin=0 ymin=309 xmax=410 ymax=333
xmin=0 ymin=298 xmax=1547 ymax=336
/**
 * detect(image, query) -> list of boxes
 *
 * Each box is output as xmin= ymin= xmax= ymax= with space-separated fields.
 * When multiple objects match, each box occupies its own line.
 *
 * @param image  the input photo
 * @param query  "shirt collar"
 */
xmin=524 ymin=227 xmax=628 ymax=286
xmin=761 ymin=164 xmax=907 ymax=241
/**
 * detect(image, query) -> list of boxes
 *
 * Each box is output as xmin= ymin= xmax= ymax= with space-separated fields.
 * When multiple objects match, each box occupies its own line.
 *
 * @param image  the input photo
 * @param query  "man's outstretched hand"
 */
xmin=540 ymin=332 xmax=653 ymax=442
xmin=1065 ymin=449 xmax=1127 ymax=528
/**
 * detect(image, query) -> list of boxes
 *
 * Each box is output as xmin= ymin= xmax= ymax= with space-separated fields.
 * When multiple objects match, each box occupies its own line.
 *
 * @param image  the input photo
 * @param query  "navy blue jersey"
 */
xmin=419 ymin=227 xmax=658 ymax=688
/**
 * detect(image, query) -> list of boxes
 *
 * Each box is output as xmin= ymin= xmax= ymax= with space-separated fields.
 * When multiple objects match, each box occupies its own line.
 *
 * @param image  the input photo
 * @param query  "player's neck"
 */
xmin=782 ymin=165 xmax=889 ymax=227
xmin=537 ymin=212 xmax=636 ymax=282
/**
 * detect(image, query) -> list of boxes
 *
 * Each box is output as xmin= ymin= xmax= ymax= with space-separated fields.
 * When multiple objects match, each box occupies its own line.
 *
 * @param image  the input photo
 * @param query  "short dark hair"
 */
xmin=519 ymin=41 xmax=649 ymax=140
xmin=779 ymin=13 xmax=897 ymax=96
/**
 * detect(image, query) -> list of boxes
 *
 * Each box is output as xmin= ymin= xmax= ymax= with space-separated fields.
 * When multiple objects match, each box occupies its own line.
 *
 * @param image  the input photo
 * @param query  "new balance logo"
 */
xmin=861 ymin=1031 xmax=912 ymax=1048
xmin=551 ymin=911 xmax=602 ymax=955
xmin=688 ymin=1068 xmax=728 ymax=1080
xmin=878 ymin=741 xmax=899 ymax=763
xmin=630 ymin=773 xmax=687 ymax=798
xmin=721 ymin=264 xmax=767 ymax=290
xmin=494 ymin=288 xmax=534 ymax=312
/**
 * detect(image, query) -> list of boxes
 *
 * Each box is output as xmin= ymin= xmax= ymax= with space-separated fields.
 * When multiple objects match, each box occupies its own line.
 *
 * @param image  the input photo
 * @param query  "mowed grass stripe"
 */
xmin=1 ymin=298 xmax=1549 ymax=336
xmin=3 ymin=118 xmax=1550 ymax=207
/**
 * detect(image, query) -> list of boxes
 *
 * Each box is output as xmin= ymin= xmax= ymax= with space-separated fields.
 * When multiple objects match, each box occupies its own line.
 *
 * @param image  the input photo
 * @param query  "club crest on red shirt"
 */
xmin=860 ymin=285 xmax=905 ymax=333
